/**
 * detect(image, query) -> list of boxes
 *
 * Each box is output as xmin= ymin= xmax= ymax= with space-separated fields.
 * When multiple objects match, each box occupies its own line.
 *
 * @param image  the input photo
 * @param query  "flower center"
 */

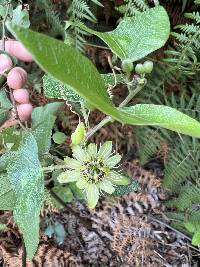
xmin=81 ymin=160 xmax=108 ymax=184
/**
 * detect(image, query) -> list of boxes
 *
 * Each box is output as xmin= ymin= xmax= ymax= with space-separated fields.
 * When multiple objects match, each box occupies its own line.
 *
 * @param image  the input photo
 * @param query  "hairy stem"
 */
xmin=84 ymin=115 xmax=113 ymax=142
xmin=43 ymin=164 xmax=67 ymax=172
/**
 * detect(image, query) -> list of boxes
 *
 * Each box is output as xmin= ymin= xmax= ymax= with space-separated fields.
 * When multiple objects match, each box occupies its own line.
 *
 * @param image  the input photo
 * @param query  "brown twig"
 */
xmin=9 ymin=89 xmax=26 ymax=129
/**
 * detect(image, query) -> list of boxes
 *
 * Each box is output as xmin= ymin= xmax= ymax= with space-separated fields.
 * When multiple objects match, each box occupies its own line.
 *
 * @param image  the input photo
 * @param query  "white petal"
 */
xmin=64 ymin=156 xmax=81 ymax=169
xmin=86 ymin=184 xmax=99 ymax=209
xmin=57 ymin=170 xmax=79 ymax=183
xmin=100 ymin=180 xmax=115 ymax=194
xmin=98 ymin=141 xmax=112 ymax=159
xmin=106 ymin=154 xmax=121 ymax=168
xmin=72 ymin=145 xmax=87 ymax=161
xmin=76 ymin=178 xmax=87 ymax=189
xmin=87 ymin=143 xmax=97 ymax=158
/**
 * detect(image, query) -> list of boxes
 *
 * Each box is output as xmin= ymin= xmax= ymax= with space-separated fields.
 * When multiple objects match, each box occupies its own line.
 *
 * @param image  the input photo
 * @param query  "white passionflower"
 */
xmin=58 ymin=141 xmax=129 ymax=208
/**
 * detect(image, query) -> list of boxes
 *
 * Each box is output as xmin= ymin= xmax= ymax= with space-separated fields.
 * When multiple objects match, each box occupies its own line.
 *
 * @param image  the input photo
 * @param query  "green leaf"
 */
xmin=101 ymin=73 xmax=125 ymax=87
xmin=74 ymin=6 xmax=170 ymax=61
xmin=112 ymin=179 xmax=139 ymax=197
xmin=192 ymin=231 xmax=200 ymax=246
xmin=7 ymin=24 xmax=121 ymax=121
xmin=43 ymin=74 xmax=124 ymax=109
xmin=0 ymin=127 xmax=22 ymax=151
xmin=7 ymin=23 xmax=200 ymax=139
xmin=52 ymin=185 xmax=74 ymax=208
xmin=184 ymin=222 xmax=196 ymax=233
xmin=0 ymin=174 xmax=16 ymax=210
xmin=53 ymin=132 xmax=67 ymax=144
xmin=0 ymin=133 xmax=44 ymax=258
xmin=120 ymin=104 xmax=200 ymax=138
xmin=43 ymin=75 xmax=84 ymax=103
xmin=31 ymin=103 xmax=63 ymax=156
xmin=0 ymin=89 xmax=12 ymax=124
xmin=11 ymin=5 xmax=30 ymax=28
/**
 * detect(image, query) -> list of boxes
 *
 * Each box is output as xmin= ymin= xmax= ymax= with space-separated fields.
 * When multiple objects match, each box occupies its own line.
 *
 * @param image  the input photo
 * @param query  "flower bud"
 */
xmin=71 ymin=122 xmax=86 ymax=145
xmin=121 ymin=59 xmax=133 ymax=73
xmin=137 ymin=78 xmax=147 ymax=86
xmin=135 ymin=63 xmax=145 ymax=74
xmin=143 ymin=60 xmax=154 ymax=74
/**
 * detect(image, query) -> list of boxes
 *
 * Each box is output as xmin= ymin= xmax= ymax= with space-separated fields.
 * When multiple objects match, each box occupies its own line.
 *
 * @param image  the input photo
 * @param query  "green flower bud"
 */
xmin=143 ymin=60 xmax=154 ymax=74
xmin=137 ymin=78 xmax=147 ymax=86
xmin=135 ymin=63 xmax=145 ymax=74
xmin=121 ymin=59 xmax=133 ymax=73
xmin=71 ymin=122 xmax=86 ymax=145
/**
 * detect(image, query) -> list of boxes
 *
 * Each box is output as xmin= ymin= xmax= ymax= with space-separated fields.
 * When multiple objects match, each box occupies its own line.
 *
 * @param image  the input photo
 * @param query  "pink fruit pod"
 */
xmin=17 ymin=103 xmax=33 ymax=122
xmin=7 ymin=67 xmax=27 ymax=90
xmin=3 ymin=40 xmax=33 ymax=62
xmin=0 ymin=54 xmax=13 ymax=72
xmin=13 ymin=89 xmax=29 ymax=104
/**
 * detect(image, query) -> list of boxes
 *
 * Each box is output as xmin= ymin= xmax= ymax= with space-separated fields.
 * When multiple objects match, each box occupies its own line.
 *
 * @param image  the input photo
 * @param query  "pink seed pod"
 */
xmin=13 ymin=89 xmax=29 ymax=104
xmin=17 ymin=103 xmax=33 ymax=122
xmin=7 ymin=67 xmax=27 ymax=90
xmin=0 ymin=54 xmax=13 ymax=72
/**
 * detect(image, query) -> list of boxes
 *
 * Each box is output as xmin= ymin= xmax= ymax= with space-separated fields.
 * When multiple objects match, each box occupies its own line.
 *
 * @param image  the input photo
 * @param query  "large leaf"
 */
xmin=73 ymin=6 xmax=170 ymax=61
xmin=120 ymin=104 xmax=200 ymax=138
xmin=31 ymin=102 xmax=63 ymax=156
xmin=7 ymin=24 xmax=121 ymax=121
xmin=7 ymin=24 xmax=200 ymax=139
xmin=0 ymin=174 xmax=16 ymax=210
xmin=0 ymin=133 xmax=44 ymax=258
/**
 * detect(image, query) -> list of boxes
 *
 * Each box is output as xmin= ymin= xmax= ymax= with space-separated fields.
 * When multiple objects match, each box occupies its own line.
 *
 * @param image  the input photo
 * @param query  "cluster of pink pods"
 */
xmin=0 ymin=41 xmax=33 ymax=122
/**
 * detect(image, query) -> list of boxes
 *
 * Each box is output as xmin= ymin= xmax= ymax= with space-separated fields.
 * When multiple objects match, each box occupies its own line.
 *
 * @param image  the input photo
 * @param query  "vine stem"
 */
xmin=84 ymin=84 xmax=144 ymax=142
xmin=42 ymin=164 xmax=67 ymax=172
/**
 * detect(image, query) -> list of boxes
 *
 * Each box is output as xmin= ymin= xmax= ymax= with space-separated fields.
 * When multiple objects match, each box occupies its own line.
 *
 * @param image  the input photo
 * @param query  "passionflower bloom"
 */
xmin=58 ymin=141 xmax=129 ymax=208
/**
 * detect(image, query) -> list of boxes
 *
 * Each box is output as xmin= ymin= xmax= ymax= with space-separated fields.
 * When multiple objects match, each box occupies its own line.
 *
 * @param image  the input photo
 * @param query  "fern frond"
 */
xmin=116 ymin=0 xmax=148 ymax=19
xmin=67 ymin=0 xmax=102 ymax=51
xmin=164 ymin=11 xmax=200 ymax=76
xmin=185 ymin=11 xmax=200 ymax=24
xmin=163 ymin=137 xmax=199 ymax=191
xmin=35 ymin=0 xmax=65 ymax=38
xmin=135 ymin=127 xmax=166 ymax=165
xmin=167 ymin=184 xmax=200 ymax=210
